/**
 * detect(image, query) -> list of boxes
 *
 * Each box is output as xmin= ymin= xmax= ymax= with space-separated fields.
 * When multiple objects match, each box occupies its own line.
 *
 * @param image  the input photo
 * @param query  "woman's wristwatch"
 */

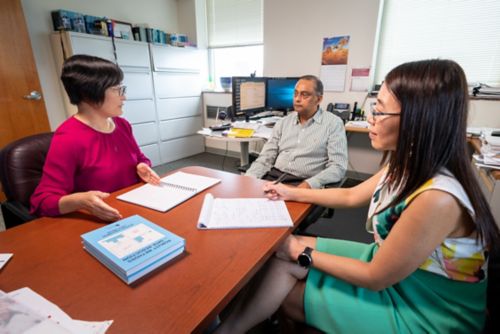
xmin=297 ymin=246 xmax=313 ymax=268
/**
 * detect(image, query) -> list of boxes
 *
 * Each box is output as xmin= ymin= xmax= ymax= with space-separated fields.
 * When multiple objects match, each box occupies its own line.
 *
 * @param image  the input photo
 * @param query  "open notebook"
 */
xmin=117 ymin=172 xmax=220 ymax=212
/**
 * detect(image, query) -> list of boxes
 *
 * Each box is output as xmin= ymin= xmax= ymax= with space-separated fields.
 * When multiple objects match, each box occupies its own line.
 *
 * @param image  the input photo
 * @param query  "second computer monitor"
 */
xmin=265 ymin=77 xmax=300 ymax=112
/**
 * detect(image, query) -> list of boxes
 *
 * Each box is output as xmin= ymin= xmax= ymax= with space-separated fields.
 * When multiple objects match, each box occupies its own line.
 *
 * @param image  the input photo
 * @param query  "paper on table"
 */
xmin=3 ymin=287 xmax=113 ymax=334
xmin=117 ymin=171 xmax=220 ymax=212
xmin=0 ymin=253 xmax=13 ymax=269
xmin=197 ymin=193 xmax=293 ymax=229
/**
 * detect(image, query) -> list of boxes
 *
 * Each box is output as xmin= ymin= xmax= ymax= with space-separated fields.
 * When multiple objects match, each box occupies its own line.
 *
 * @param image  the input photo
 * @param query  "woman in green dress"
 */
xmin=215 ymin=59 xmax=500 ymax=333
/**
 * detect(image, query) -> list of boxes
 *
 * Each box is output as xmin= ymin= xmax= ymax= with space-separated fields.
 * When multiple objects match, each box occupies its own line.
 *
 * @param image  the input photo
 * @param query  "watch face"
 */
xmin=298 ymin=253 xmax=311 ymax=267
xmin=298 ymin=247 xmax=312 ymax=267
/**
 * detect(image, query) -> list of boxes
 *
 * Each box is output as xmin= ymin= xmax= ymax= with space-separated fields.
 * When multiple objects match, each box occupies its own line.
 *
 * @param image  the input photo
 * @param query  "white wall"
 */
xmin=264 ymin=0 xmax=383 ymax=174
xmin=21 ymin=0 xmax=180 ymax=130
xmin=263 ymin=0 xmax=500 ymax=174
xmin=264 ymin=0 xmax=381 ymax=112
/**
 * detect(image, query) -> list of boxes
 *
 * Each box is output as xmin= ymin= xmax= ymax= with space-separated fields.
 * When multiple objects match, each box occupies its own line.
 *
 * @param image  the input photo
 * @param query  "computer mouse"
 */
xmin=491 ymin=130 xmax=500 ymax=137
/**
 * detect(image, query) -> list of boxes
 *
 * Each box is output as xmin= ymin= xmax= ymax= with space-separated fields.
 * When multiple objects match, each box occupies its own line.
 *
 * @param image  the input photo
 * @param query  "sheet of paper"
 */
xmin=350 ymin=67 xmax=370 ymax=92
xmin=0 ymin=253 xmax=13 ymax=269
xmin=8 ymin=287 xmax=113 ymax=334
xmin=320 ymin=65 xmax=347 ymax=92
xmin=198 ymin=194 xmax=293 ymax=229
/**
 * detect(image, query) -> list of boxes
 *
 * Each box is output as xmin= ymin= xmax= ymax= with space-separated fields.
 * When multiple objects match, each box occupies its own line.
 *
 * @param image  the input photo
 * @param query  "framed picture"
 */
xmin=113 ymin=20 xmax=133 ymax=40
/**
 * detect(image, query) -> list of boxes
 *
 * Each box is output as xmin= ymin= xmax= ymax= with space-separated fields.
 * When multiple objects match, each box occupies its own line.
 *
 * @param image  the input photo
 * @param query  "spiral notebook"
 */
xmin=117 ymin=172 xmax=221 ymax=212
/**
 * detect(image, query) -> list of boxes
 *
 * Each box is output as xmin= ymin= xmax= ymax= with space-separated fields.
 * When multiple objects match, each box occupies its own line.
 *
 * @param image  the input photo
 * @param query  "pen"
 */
xmin=273 ymin=172 xmax=288 ymax=184
xmin=264 ymin=172 xmax=288 ymax=193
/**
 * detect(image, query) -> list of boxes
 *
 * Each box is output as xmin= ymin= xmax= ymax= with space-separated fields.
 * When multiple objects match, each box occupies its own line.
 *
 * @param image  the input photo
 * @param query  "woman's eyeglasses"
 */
xmin=369 ymin=104 xmax=400 ymax=121
xmin=111 ymin=85 xmax=127 ymax=96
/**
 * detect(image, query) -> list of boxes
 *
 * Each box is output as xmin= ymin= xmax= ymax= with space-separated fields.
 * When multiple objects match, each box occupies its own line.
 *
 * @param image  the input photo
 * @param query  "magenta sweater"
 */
xmin=30 ymin=116 xmax=151 ymax=217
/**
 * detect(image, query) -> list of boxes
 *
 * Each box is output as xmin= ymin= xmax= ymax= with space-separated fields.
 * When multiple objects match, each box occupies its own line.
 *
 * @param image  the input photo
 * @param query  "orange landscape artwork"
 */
xmin=322 ymin=36 xmax=350 ymax=65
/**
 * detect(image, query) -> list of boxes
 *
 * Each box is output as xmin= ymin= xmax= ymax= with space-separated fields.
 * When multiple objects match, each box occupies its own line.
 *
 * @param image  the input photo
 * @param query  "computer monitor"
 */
xmin=265 ymin=77 xmax=300 ymax=112
xmin=232 ymin=77 xmax=267 ymax=120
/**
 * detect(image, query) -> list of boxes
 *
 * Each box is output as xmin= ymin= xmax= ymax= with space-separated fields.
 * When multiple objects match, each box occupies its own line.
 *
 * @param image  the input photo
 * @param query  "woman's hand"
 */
xmin=59 ymin=191 xmax=122 ymax=221
xmin=137 ymin=162 xmax=160 ymax=185
xmin=263 ymin=182 xmax=297 ymax=201
xmin=275 ymin=235 xmax=305 ymax=262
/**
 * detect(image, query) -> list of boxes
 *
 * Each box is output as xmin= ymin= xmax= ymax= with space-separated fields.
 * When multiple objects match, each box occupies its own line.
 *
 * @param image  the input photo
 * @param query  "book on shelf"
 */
xmin=117 ymin=171 xmax=221 ymax=212
xmin=81 ymin=215 xmax=185 ymax=284
xmin=197 ymin=194 xmax=293 ymax=229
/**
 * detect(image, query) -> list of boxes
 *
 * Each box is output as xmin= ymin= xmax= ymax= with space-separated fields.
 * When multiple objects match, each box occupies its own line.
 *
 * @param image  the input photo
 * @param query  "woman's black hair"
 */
xmin=61 ymin=54 xmax=123 ymax=105
xmin=383 ymin=59 xmax=499 ymax=250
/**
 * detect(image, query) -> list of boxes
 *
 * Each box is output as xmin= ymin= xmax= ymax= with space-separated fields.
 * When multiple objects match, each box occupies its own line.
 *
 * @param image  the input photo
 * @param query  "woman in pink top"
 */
xmin=30 ymin=55 xmax=160 ymax=221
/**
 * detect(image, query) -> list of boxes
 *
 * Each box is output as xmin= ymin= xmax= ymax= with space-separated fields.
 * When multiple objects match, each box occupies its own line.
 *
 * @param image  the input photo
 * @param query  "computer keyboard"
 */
xmin=249 ymin=110 xmax=284 ymax=120
xmin=209 ymin=123 xmax=231 ymax=131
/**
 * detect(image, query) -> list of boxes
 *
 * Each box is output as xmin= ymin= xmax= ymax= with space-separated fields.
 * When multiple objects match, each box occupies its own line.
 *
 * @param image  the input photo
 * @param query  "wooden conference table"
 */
xmin=0 ymin=166 xmax=312 ymax=333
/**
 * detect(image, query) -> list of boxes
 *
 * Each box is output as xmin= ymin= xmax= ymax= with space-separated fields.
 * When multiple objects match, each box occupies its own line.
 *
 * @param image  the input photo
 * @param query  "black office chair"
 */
xmin=0 ymin=132 xmax=53 ymax=229
xmin=294 ymin=178 xmax=345 ymax=235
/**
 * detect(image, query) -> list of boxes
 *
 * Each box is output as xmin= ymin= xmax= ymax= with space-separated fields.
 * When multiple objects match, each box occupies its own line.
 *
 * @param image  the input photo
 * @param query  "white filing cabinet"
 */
xmin=51 ymin=32 xmax=204 ymax=166
xmin=150 ymin=44 xmax=203 ymax=164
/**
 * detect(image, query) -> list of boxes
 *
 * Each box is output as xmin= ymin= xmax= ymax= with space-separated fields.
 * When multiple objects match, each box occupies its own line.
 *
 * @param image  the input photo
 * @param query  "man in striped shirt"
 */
xmin=246 ymin=75 xmax=348 ymax=189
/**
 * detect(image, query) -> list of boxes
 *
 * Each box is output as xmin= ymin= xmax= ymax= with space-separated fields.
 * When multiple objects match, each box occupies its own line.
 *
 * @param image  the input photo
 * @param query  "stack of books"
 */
xmin=81 ymin=215 xmax=185 ymax=284
xmin=471 ymin=129 xmax=500 ymax=171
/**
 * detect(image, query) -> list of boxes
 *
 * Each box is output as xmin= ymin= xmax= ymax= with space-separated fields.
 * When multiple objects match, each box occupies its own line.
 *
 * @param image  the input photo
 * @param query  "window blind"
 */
xmin=374 ymin=0 xmax=500 ymax=86
xmin=207 ymin=0 xmax=263 ymax=48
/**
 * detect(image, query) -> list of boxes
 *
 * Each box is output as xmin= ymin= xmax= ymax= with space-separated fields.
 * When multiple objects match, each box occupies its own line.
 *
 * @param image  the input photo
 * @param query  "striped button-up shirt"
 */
xmin=246 ymin=108 xmax=348 ymax=188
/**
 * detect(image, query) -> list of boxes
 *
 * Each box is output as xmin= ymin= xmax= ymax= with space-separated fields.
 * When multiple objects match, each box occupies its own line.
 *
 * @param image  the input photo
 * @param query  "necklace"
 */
xmin=75 ymin=114 xmax=114 ymax=133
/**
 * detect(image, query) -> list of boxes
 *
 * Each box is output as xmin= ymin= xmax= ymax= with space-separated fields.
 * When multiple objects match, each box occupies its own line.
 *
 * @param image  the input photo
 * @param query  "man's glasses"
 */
xmin=111 ymin=85 xmax=127 ymax=96
xmin=294 ymin=91 xmax=316 ymax=99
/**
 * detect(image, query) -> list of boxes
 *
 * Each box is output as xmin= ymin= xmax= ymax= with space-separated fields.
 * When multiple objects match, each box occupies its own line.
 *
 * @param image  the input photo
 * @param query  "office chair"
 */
xmin=293 ymin=178 xmax=345 ymax=235
xmin=0 ymin=132 xmax=53 ymax=229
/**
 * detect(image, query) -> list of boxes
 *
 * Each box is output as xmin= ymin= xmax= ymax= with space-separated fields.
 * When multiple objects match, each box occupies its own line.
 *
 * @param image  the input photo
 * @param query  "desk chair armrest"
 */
xmin=1 ymin=201 xmax=36 ymax=229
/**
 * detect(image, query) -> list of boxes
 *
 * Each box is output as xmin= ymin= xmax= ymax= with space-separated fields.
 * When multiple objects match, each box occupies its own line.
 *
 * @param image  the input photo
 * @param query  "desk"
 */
xmin=345 ymin=125 xmax=370 ymax=134
xmin=0 ymin=166 xmax=311 ymax=333
xmin=202 ymin=134 xmax=265 ymax=166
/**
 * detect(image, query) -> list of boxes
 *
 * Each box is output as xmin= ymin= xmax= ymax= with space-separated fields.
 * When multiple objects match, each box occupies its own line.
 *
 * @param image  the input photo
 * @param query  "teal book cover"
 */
xmin=81 ymin=215 xmax=185 ymax=281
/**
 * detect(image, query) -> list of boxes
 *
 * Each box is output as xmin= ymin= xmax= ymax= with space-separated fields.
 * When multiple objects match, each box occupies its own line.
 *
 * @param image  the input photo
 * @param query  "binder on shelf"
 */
xmin=117 ymin=171 xmax=221 ymax=212
xmin=81 ymin=215 xmax=185 ymax=284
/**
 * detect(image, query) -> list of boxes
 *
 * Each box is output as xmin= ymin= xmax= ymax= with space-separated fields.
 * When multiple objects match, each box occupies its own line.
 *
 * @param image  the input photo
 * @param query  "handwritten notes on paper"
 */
xmin=197 ymin=194 xmax=293 ymax=229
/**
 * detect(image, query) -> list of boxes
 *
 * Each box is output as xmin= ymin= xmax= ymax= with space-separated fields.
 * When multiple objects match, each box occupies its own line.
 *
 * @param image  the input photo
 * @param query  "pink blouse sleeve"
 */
xmin=30 ymin=133 xmax=79 ymax=217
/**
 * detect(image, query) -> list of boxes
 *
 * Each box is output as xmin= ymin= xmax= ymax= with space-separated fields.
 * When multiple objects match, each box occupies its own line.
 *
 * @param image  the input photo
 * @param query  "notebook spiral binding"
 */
xmin=160 ymin=182 xmax=197 ymax=193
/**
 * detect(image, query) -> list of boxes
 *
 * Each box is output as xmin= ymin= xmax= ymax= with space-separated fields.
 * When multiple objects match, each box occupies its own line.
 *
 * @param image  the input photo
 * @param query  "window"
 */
xmin=374 ymin=0 xmax=500 ymax=87
xmin=207 ymin=0 xmax=263 ymax=89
